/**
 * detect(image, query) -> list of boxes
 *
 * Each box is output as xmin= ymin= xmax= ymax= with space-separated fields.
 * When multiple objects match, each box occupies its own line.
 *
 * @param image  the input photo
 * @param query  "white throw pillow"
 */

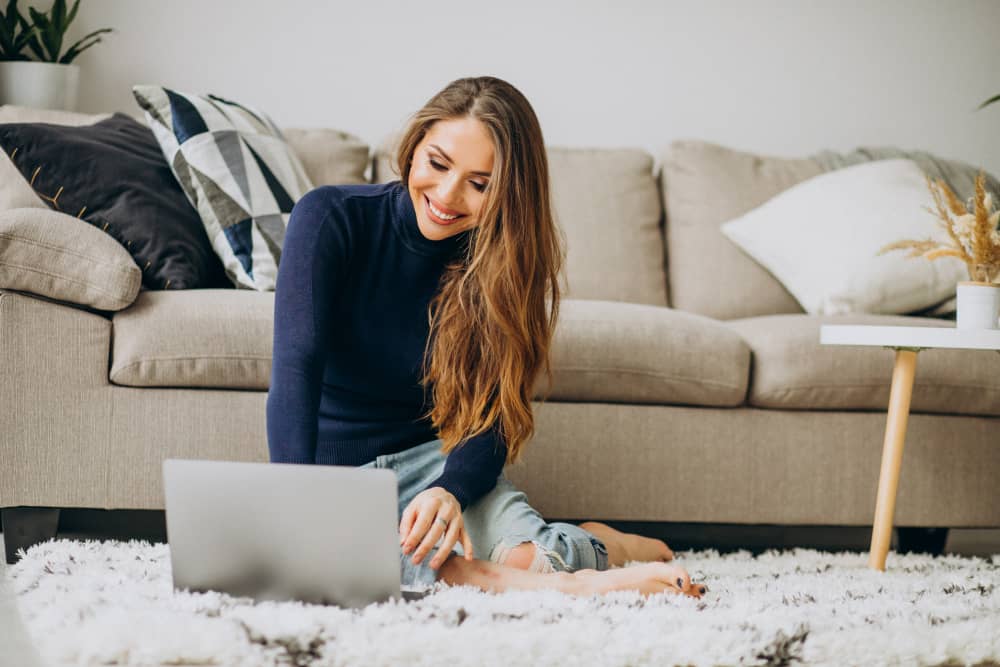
xmin=719 ymin=158 xmax=967 ymax=315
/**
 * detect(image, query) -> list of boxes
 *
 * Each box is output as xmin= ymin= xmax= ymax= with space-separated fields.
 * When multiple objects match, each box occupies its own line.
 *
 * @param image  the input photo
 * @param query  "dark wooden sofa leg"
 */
xmin=896 ymin=527 xmax=949 ymax=556
xmin=2 ymin=507 xmax=61 ymax=564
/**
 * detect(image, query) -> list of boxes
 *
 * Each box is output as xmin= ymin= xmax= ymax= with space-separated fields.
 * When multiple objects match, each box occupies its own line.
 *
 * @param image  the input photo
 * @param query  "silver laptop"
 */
xmin=162 ymin=458 xmax=429 ymax=608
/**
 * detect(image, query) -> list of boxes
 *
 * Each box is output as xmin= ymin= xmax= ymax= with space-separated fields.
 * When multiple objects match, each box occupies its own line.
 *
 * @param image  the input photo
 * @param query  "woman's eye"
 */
xmin=429 ymin=158 xmax=487 ymax=192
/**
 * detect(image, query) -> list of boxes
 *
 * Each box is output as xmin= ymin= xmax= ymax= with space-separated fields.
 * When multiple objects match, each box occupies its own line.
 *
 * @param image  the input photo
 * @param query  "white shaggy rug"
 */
xmin=6 ymin=538 xmax=1000 ymax=667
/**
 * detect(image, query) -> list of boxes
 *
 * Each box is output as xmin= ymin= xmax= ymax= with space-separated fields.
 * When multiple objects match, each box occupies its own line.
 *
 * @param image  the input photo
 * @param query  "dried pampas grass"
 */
xmin=879 ymin=172 xmax=1000 ymax=283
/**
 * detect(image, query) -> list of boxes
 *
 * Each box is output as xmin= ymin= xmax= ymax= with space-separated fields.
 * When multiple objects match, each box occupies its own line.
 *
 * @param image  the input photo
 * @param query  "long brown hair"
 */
xmin=394 ymin=76 xmax=566 ymax=464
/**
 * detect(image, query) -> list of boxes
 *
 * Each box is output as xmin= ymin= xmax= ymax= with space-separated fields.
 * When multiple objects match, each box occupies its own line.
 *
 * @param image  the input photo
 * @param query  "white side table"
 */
xmin=819 ymin=324 xmax=1000 ymax=571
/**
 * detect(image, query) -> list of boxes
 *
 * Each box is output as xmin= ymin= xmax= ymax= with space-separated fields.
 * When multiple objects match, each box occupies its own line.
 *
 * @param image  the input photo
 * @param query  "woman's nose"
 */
xmin=437 ymin=173 xmax=463 ymax=204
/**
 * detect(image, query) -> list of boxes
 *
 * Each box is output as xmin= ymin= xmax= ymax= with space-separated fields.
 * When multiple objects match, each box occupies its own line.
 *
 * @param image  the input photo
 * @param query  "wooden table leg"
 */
xmin=869 ymin=348 xmax=918 ymax=571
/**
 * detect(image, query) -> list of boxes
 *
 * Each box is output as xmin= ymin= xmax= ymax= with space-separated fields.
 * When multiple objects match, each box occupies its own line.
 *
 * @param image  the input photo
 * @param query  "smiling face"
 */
xmin=407 ymin=116 xmax=495 ymax=241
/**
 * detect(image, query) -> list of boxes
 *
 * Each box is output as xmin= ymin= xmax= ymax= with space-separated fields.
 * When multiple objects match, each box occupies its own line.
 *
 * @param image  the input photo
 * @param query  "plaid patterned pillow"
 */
xmin=132 ymin=85 xmax=315 ymax=291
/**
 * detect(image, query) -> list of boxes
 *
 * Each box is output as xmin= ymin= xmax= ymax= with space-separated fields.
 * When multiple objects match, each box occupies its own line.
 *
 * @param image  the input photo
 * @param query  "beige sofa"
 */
xmin=2 ymin=108 xmax=999 ymax=565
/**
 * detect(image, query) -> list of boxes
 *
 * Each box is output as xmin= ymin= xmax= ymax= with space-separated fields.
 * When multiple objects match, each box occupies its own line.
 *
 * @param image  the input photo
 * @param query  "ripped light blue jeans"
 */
xmin=360 ymin=438 xmax=609 ymax=588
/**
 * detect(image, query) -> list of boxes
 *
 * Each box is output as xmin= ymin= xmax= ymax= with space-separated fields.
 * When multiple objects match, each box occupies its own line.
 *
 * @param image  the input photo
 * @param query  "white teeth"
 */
xmin=428 ymin=198 xmax=459 ymax=220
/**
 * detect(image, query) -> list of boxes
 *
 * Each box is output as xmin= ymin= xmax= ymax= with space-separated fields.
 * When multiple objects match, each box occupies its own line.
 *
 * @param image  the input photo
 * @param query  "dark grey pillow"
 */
xmin=0 ymin=112 xmax=232 ymax=290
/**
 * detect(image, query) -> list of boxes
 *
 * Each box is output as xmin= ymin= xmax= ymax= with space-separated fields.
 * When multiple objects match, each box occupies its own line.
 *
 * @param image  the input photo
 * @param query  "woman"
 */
xmin=267 ymin=76 xmax=705 ymax=599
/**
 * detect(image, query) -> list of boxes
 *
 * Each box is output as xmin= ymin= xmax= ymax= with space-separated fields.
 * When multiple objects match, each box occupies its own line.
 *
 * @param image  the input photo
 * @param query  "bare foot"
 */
xmin=579 ymin=521 xmax=674 ymax=566
xmin=438 ymin=553 xmax=706 ymax=598
xmin=574 ymin=562 xmax=706 ymax=598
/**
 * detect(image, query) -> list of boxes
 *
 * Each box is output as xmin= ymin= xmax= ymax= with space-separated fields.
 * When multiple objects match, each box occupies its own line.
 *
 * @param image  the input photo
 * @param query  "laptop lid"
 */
xmin=162 ymin=458 xmax=403 ymax=609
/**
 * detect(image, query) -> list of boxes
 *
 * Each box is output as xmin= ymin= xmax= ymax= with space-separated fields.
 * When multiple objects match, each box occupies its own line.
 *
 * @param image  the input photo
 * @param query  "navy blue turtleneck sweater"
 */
xmin=266 ymin=180 xmax=508 ymax=510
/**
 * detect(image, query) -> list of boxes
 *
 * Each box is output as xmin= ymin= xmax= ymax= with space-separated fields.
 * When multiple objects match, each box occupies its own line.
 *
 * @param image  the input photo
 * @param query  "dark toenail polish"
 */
xmin=676 ymin=577 xmax=684 ymax=588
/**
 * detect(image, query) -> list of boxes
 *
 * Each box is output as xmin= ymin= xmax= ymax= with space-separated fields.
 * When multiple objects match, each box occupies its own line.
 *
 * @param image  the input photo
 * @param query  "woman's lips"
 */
xmin=425 ymin=194 xmax=465 ymax=225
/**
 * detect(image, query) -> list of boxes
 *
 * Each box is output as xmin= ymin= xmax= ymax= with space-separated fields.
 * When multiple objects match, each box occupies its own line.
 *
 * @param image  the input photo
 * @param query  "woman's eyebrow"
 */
xmin=429 ymin=144 xmax=491 ymax=177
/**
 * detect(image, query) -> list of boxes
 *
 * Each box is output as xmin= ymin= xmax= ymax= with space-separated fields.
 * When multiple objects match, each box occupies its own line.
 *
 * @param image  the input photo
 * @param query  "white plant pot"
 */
xmin=0 ymin=61 xmax=80 ymax=111
xmin=956 ymin=281 xmax=1000 ymax=330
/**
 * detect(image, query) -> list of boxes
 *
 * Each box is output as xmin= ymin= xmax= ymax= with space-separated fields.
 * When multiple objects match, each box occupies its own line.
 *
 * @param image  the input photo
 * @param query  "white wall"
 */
xmin=66 ymin=0 xmax=1000 ymax=174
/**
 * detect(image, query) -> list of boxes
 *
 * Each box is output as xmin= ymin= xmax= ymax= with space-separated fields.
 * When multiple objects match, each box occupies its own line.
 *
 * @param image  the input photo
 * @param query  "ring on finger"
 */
xmin=435 ymin=516 xmax=449 ymax=529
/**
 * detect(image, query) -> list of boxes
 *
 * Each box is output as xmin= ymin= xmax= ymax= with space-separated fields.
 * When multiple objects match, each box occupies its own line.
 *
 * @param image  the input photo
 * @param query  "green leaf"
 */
xmin=58 ymin=28 xmax=110 ymax=64
xmin=52 ymin=0 xmax=65 ymax=29
xmin=48 ymin=0 xmax=66 ymax=61
xmin=1 ymin=0 xmax=17 ymax=34
xmin=27 ymin=6 xmax=58 ymax=61
xmin=18 ymin=13 xmax=45 ymax=61
xmin=0 ymin=3 xmax=37 ymax=61
xmin=12 ymin=25 xmax=36 ymax=53
xmin=977 ymin=93 xmax=1000 ymax=111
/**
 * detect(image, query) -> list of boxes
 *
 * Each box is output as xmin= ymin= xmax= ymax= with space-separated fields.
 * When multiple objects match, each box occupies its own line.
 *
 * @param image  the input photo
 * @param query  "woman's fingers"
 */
xmin=461 ymin=526 xmax=474 ymax=561
xmin=410 ymin=510 xmax=448 ymax=565
xmin=399 ymin=504 xmax=417 ymax=547
xmin=401 ymin=501 xmax=437 ymax=555
xmin=430 ymin=517 xmax=463 ymax=569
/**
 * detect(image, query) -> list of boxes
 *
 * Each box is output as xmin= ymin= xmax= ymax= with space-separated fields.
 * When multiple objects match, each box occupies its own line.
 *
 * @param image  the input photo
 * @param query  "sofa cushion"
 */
xmin=112 ymin=293 xmax=749 ymax=407
xmin=0 ymin=207 xmax=141 ymax=311
xmin=283 ymin=128 xmax=370 ymax=186
xmin=111 ymin=289 xmax=273 ymax=389
xmin=726 ymin=314 xmax=1000 ymax=417
xmin=536 ymin=299 xmax=749 ymax=406
xmin=660 ymin=140 xmax=821 ymax=320
xmin=0 ymin=106 xmax=114 ymax=211
xmin=375 ymin=133 xmax=668 ymax=307
xmin=719 ymin=159 xmax=967 ymax=315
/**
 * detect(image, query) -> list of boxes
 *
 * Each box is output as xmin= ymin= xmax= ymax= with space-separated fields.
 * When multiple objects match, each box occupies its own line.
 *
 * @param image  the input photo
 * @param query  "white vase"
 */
xmin=956 ymin=281 xmax=1000 ymax=329
xmin=0 ymin=61 xmax=80 ymax=111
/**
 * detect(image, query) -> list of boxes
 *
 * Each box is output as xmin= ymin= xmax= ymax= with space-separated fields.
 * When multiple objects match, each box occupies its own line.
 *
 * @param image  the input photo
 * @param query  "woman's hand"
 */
xmin=399 ymin=486 xmax=474 ymax=570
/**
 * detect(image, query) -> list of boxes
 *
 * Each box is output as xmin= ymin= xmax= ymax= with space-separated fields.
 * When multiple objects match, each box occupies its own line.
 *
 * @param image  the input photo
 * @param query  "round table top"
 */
xmin=820 ymin=324 xmax=1000 ymax=351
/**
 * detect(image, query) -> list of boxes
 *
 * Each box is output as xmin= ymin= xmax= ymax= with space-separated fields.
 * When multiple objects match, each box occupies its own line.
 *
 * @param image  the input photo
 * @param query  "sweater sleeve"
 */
xmin=266 ymin=187 xmax=349 ymax=465
xmin=424 ymin=422 xmax=509 ymax=510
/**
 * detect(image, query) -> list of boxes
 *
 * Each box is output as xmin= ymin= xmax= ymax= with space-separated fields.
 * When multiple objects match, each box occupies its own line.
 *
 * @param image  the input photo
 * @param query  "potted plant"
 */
xmin=0 ymin=0 xmax=112 ymax=111
xmin=880 ymin=173 xmax=1000 ymax=329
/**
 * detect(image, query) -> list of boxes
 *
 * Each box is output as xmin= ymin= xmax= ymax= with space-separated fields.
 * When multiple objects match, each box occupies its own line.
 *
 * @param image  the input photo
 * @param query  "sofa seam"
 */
xmin=557 ymin=365 xmax=743 ymax=391
xmin=1 ymin=259 xmax=133 ymax=299
xmin=0 ymin=231 xmax=137 ymax=273
xmin=113 ymin=354 xmax=272 ymax=373
xmin=757 ymin=381 xmax=1000 ymax=393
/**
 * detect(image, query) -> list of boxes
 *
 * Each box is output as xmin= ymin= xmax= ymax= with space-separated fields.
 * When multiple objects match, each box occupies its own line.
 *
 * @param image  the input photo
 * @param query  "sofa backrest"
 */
xmin=283 ymin=128 xmax=369 ymax=187
xmin=374 ymin=134 xmax=668 ymax=307
xmin=659 ymin=140 xmax=822 ymax=320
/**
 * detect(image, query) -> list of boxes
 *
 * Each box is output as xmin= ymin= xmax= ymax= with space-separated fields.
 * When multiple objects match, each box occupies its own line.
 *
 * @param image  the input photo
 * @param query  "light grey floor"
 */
xmin=1 ymin=527 xmax=998 ymax=667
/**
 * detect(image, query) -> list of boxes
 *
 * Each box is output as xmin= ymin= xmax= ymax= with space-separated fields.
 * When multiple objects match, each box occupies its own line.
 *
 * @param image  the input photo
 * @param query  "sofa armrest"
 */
xmin=0 ymin=207 xmax=141 ymax=312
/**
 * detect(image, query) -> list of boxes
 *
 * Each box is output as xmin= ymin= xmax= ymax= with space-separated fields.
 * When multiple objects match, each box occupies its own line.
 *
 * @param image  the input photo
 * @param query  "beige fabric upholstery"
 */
xmin=537 ymin=299 xmax=749 ymax=406
xmin=109 ymin=294 xmax=746 ymax=406
xmin=0 ymin=208 xmax=141 ymax=311
xmin=375 ymin=133 xmax=668 ymax=306
xmin=727 ymin=314 xmax=1000 ymax=416
xmin=371 ymin=131 xmax=401 ymax=185
xmin=660 ymin=140 xmax=823 ymax=319
xmin=4 ymin=293 xmax=998 ymax=527
xmin=283 ymin=128 xmax=370 ymax=186
xmin=546 ymin=148 xmax=667 ymax=306
xmin=0 ymin=290 xmax=114 ymax=508
xmin=507 ymin=402 xmax=1000 ymax=526
xmin=0 ymin=106 xmax=111 ymax=211
xmin=0 ymin=104 xmax=110 ymax=125
xmin=111 ymin=289 xmax=273 ymax=389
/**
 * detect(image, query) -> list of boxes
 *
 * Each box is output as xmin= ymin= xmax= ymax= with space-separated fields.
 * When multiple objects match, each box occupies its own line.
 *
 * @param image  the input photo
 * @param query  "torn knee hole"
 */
xmin=490 ymin=540 xmax=556 ymax=573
